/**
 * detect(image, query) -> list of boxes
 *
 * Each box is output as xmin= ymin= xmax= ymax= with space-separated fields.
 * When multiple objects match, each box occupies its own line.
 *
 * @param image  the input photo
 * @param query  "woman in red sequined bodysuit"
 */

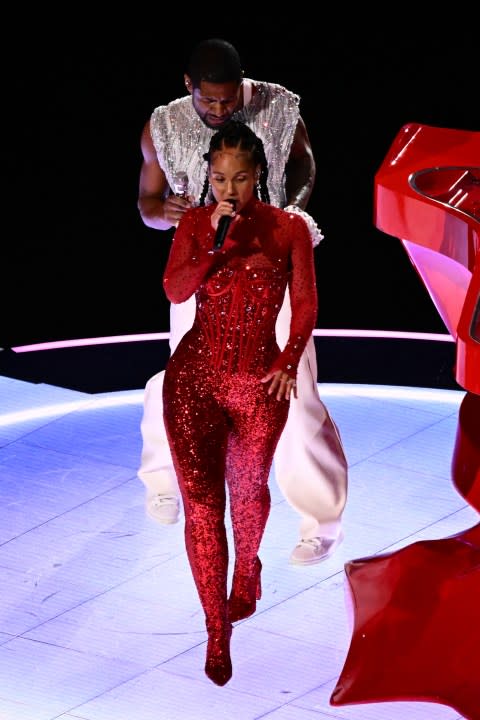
xmin=162 ymin=121 xmax=317 ymax=686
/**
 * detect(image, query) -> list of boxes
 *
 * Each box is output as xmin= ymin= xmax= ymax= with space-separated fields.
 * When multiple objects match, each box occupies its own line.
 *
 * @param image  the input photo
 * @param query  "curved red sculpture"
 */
xmin=331 ymin=124 xmax=480 ymax=720
xmin=330 ymin=523 xmax=480 ymax=719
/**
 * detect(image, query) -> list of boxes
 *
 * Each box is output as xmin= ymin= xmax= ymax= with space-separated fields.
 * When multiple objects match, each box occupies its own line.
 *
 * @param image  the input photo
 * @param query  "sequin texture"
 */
xmin=162 ymin=197 xmax=317 ymax=669
xmin=150 ymin=79 xmax=300 ymax=209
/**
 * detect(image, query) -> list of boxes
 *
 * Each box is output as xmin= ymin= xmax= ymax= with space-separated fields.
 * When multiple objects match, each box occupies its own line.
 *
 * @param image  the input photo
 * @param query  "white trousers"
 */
xmin=138 ymin=290 xmax=348 ymax=540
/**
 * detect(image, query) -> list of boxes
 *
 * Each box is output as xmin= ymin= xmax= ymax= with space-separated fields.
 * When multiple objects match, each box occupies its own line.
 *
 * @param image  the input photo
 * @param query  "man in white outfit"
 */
xmin=137 ymin=38 xmax=348 ymax=564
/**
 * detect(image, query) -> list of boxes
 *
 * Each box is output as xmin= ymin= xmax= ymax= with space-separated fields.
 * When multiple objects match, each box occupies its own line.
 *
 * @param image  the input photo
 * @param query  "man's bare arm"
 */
xmin=284 ymin=116 xmax=316 ymax=210
xmin=137 ymin=121 xmax=191 ymax=231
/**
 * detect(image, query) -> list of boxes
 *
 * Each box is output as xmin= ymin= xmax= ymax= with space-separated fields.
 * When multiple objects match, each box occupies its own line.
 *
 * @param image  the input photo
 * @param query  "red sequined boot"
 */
xmin=228 ymin=556 xmax=262 ymax=623
xmin=205 ymin=622 xmax=233 ymax=686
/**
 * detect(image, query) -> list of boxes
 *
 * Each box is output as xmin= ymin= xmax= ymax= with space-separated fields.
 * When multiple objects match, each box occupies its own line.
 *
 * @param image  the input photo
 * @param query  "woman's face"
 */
xmin=209 ymin=147 xmax=259 ymax=213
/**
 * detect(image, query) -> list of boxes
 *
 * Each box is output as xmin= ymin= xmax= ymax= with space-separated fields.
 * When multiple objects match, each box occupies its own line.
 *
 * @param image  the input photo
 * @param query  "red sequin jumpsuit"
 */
xmin=162 ymin=197 xmax=317 ymax=634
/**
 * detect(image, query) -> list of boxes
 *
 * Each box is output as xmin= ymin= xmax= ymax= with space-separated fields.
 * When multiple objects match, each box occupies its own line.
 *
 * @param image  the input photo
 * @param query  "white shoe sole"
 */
xmin=145 ymin=497 xmax=180 ymax=525
xmin=289 ymin=530 xmax=344 ymax=566
xmin=146 ymin=507 xmax=180 ymax=524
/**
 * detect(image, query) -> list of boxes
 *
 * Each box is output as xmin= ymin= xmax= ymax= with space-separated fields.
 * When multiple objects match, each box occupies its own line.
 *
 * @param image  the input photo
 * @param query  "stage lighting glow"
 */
xmin=0 ymin=385 xmax=464 ymax=428
xmin=10 ymin=329 xmax=454 ymax=353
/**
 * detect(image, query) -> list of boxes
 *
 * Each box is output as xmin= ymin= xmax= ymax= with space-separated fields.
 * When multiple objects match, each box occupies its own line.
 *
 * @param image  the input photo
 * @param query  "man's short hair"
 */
xmin=186 ymin=38 xmax=243 ymax=87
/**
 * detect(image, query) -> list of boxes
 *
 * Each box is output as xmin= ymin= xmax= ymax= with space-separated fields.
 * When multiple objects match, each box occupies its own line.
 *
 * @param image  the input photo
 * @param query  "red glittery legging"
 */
xmin=163 ymin=354 xmax=289 ymax=632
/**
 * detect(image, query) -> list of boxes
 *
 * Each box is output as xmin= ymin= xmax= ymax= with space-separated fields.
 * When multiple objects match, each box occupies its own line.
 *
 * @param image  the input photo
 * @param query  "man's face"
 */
xmin=189 ymin=80 xmax=243 ymax=129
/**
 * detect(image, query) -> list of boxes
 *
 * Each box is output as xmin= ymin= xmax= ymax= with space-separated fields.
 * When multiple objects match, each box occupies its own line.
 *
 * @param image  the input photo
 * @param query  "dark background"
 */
xmin=3 ymin=15 xmax=478 ymax=350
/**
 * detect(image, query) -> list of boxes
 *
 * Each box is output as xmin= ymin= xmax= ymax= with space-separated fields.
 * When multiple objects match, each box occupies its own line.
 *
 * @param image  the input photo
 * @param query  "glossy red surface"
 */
xmin=452 ymin=393 xmax=480 ymax=512
xmin=456 ymin=257 xmax=480 ymax=395
xmin=330 ymin=523 xmax=480 ymax=719
xmin=331 ymin=124 xmax=480 ymax=720
xmin=374 ymin=122 xmax=480 ymax=394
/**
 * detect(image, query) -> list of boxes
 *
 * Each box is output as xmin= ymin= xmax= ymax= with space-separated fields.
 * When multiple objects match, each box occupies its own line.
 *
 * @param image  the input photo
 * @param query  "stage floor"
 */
xmin=0 ymin=374 xmax=476 ymax=720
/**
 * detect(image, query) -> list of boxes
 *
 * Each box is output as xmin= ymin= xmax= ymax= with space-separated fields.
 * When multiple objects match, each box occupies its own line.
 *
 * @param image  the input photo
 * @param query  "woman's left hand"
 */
xmin=260 ymin=369 xmax=297 ymax=401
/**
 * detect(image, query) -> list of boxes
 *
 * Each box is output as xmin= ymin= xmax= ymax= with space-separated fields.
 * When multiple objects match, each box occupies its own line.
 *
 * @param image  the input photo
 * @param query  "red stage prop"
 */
xmin=331 ymin=124 xmax=480 ymax=719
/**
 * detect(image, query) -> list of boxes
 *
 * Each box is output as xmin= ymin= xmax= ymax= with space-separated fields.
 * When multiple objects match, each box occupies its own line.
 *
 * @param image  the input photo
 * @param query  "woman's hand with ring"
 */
xmin=210 ymin=199 xmax=237 ymax=232
xmin=260 ymin=369 xmax=297 ymax=401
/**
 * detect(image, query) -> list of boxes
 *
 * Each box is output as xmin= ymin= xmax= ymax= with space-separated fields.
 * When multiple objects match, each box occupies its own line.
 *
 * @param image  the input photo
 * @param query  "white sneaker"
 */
xmin=289 ymin=531 xmax=344 ymax=566
xmin=146 ymin=494 xmax=180 ymax=524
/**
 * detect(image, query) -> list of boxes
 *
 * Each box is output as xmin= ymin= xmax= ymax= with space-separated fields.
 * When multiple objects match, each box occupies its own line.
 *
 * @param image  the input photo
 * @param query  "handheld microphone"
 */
xmin=213 ymin=200 xmax=236 ymax=251
xmin=172 ymin=171 xmax=188 ymax=198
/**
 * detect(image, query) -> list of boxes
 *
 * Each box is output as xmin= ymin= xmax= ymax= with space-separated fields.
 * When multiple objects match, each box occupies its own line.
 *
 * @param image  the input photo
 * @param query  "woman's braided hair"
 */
xmin=199 ymin=120 xmax=270 ymax=207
